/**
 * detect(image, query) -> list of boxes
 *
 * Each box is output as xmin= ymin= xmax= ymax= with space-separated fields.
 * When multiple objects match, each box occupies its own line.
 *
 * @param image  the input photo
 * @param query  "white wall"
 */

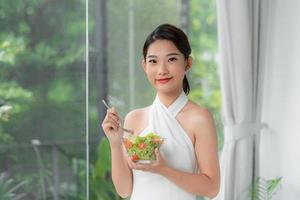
xmin=259 ymin=0 xmax=300 ymax=199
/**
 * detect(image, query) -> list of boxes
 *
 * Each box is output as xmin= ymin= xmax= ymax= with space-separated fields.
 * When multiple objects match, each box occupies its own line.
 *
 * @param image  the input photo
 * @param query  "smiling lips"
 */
xmin=156 ymin=77 xmax=173 ymax=84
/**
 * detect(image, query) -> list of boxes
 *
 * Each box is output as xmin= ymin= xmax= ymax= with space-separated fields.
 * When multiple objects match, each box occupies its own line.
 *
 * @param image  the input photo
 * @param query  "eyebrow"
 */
xmin=146 ymin=52 xmax=180 ymax=58
xmin=166 ymin=53 xmax=180 ymax=56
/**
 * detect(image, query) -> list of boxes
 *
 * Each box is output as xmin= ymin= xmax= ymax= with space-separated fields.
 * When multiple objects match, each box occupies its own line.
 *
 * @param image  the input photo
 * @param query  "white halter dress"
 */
xmin=130 ymin=91 xmax=198 ymax=200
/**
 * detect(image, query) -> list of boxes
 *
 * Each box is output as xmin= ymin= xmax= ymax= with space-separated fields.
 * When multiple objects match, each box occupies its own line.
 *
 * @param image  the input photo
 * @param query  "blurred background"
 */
xmin=0 ymin=0 xmax=87 ymax=199
xmin=2 ymin=0 xmax=300 ymax=199
xmin=0 ymin=0 xmax=221 ymax=199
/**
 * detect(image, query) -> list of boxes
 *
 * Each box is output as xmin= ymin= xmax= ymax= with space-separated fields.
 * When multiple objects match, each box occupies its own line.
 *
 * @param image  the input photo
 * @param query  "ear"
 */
xmin=142 ymin=59 xmax=147 ymax=72
xmin=185 ymin=56 xmax=193 ymax=71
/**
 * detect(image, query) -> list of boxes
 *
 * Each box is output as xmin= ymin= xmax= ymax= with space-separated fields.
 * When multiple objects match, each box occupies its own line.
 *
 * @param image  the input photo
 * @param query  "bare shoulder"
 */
xmin=125 ymin=106 xmax=149 ymax=122
xmin=184 ymin=101 xmax=214 ymax=125
xmin=124 ymin=106 xmax=150 ymax=134
xmin=182 ymin=100 xmax=216 ymax=137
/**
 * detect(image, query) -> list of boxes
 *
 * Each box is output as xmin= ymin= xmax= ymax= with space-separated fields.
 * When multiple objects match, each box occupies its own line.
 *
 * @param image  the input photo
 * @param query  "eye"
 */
xmin=168 ymin=57 xmax=177 ymax=62
xmin=148 ymin=59 xmax=157 ymax=64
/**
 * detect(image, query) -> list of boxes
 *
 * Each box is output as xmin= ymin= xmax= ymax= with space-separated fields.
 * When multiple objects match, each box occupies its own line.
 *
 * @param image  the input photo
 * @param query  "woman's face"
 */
xmin=143 ymin=39 xmax=191 ymax=95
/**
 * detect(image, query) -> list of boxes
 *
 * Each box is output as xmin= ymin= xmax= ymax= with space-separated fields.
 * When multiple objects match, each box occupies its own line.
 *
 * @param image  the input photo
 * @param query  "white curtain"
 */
xmin=215 ymin=0 xmax=270 ymax=199
xmin=258 ymin=0 xmax=300 ymax=199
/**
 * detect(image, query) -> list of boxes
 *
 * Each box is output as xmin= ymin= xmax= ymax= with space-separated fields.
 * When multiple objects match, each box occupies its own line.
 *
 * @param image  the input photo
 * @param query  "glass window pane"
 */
xmin=0 ymin=0 xmax=86 ymax=198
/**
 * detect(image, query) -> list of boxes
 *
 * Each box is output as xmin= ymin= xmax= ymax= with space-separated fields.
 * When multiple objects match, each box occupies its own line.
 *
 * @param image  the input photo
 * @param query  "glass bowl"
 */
xmin=123 ymin=132 xmax=164 ymax=163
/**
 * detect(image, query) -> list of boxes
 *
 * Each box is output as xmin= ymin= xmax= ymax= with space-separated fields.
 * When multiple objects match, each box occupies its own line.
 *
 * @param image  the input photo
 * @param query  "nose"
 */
xmin=158 ymin=62 xmax=169 ymax=75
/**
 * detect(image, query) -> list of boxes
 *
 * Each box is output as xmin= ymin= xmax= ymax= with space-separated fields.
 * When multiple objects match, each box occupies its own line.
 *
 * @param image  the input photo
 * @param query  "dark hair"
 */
xmin=142 ymin=24 xmax=191 ymax=95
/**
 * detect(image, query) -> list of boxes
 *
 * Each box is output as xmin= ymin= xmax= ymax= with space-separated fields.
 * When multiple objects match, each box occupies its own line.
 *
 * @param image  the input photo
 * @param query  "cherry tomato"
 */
xmin=138 ymin=142 xmax=147 ymax=149
xmin=132 ymin=154 xmax=139 ymax=162
xmin=123 ymin=139 xmax=133 ymax=149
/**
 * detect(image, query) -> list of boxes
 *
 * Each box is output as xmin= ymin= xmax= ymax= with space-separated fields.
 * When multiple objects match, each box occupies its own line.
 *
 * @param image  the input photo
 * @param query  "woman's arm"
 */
xmin=110 ymin=142 xmax=133 ymax=198
xmin=159 ymin=163 xmax=219 ymax=198
xmin=102 ymin=108 xmax=134 ymax=198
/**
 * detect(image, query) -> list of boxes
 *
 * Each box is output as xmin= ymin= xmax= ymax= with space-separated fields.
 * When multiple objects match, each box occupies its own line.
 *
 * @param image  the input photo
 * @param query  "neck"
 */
xmin=157 ymin=90 xmax=183 ymax=107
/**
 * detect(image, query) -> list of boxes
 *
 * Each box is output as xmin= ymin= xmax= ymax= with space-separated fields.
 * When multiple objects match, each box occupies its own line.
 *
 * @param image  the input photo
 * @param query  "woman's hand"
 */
xmin=101 ymin=107 xmax=123 ymax=145
xmin=126 ymin=149 xmax=167 ymax=175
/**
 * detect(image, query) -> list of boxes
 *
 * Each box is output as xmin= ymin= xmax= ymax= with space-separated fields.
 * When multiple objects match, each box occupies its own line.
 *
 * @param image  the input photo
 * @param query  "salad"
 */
xmin=123 ymin=132 xmax=164 ymax=162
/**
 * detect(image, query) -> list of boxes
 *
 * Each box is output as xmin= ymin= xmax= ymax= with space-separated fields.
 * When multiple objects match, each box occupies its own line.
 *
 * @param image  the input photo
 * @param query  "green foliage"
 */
xmin=0 ymin=0 xmax=86 ymax=198
xmin=0 ymin=34 xmax=25 ymax=65
xmin=0 ymin=172 xmax=27 ymax=200
xmin=0 ymin=105 xmax=11 ymax=122
xmin=251 ymin=177 xmax=282 ymax=200
xmin=189 ymin=0 xmax=223 ymax=148
xmin=47 ymin=80 xmax=74 ymax=104
xmin=58 ymin=158 xmax=86 ymax=200
xmin=0 ymin=0 xmax=86 ymax=143
xmin=94 ymin=138 xmax=111 ymax=179
xmin=61 ymin=139 xmax=124 ymax=200
xmin=0 ymin=82 xmax=33 ymax=146
xmin=91 ymin=138 xmax=123 ymax=200
xmin=0 ymin=82 xmax=33 ymax=115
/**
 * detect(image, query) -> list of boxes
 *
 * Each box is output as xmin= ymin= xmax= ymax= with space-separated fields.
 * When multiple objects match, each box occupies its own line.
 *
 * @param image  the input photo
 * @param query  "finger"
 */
xmin=108 ymin=107 xmax=118 ymax=116
xmin=134 ymin=163 xmax=149 ymax=171
xmin=102 ymin=122 xmax=119 ymax=132
xmin=127 ymin=156 xmax=142 ymax=170
xmin=107 ymin=109 xmax=121 ymax=125
xmin=102 ymin=113 xmax=120 ymax=127
xmin=107 ymin=113 xmax=120 ymax=124
xmin=155 ymin=148 xmax=159 ymax=156
xmin=102 ymin=113 xmax=110 ymax=125
xmin=126 ymin=157 xmax=135 ymax=169
xmin=129 ymin=162 xmax=143 ymax=170
xmin=101 ymin=116 xmax=109 ymax=128
xmin=155 ymin=148 xmax=162 ymax=161
xmin=111 ymin=106 xmax=117 ymax=112
xmin=103 ymin=118 xmax=119 ymax=128
xmin=103 ymin=125 xmax=118 ymax=134
xmin=129 ymin=158 xmax=151 ymax=171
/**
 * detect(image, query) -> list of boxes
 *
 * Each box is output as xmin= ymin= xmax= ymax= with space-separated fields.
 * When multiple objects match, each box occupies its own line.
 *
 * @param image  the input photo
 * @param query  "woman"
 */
xmin=102 ymin=24 xmax=220 ymax=200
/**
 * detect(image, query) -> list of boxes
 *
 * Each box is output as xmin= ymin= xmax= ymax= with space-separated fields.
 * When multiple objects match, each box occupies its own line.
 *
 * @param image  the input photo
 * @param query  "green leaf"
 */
xmin=251 ymin=176 xmax=282 ymax=200
xmin=95 ymin=138 xmax=111 ymax=179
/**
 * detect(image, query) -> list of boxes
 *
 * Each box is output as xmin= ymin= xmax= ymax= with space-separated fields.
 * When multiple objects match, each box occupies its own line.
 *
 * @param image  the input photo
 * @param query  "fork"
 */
xmin=102 ymin=99 xmax=134 ymax=135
